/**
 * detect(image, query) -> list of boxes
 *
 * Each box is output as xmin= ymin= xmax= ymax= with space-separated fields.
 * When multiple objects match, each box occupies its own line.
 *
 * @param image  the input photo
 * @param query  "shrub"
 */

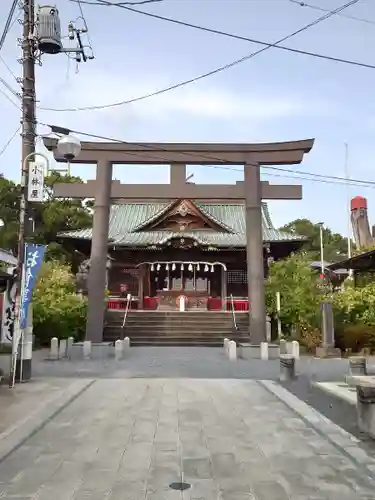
xmin=32 ymin=261 xmax=87 ymax=345
xmin=266 ymin=253 xmax=322 ymax=335
xmin=299 ymin=327 xmax=321 ymax=353
xmin=333 ymin=281 xmax=375 ymax=326
xmin=334 ymin=323 xmax=375 ymax=353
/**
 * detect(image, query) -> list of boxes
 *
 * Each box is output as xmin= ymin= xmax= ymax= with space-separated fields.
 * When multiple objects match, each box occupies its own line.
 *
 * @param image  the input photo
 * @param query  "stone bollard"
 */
xmin=50 ymin=337 xmax=58 ymax=360
xmin=349 ymin=356 xmax=367 ymax=376
xmin=279 ymin=354 xmax=296 ymax=382
xmin=115 ymin=340 xmax=124 ymax=360
xmin=356 ymin=382 xmax=375 ymax=438
xmin=266 ymin=316 xmax=272 ymax=343
xmin=228 ymin=340 xmax=237 ymax=361
xmin=291 ymin=340 xmax=300 ymax=360
xmin=67 ymin=337 xmax=74 ymax=359
xmin=59 ymin=339 xmax=67 ymax=359
xmin=260 ymin=342 xmax=269 ymax=361
xmin=279 ymin=339 xmax=287 ymax=355
xmin=83 ymin=340 xmax=91 ymax=360
xmin=224 ymin=338 xmax=229 ymax=353
xmin=124 ymin=337 xmax=130 ymax=351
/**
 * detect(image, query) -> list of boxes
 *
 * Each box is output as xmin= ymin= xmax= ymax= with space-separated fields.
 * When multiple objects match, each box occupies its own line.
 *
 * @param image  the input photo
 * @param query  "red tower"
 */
xmin=350 ymin=196 xmax=373 ymax=249
xmin=351 ymin=196 xmax=367 ymax=212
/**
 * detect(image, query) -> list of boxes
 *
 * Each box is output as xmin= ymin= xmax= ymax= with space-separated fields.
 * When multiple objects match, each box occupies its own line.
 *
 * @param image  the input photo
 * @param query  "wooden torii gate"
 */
xmin=43 ymin=137 xmax=314 ymax=345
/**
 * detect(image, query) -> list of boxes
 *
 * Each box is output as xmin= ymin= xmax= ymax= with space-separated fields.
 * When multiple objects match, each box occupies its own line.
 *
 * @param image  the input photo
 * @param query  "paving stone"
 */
xmin=182 ymin=458 xmax=213 ymax=480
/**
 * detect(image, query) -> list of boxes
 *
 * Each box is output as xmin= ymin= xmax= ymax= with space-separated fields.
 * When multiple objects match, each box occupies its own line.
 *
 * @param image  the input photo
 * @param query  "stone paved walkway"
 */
xmin=1 ymin=378 xmax=375 ymax=500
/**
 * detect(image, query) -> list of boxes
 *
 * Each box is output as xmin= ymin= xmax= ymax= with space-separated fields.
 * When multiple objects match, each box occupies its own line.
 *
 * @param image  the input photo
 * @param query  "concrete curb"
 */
xmin=313 ymin=381 xmax=357 ymax=406
xmin=0 ymin=378 xmax=95 ymax=464
xmin=258 ymin=380 xmax=375 ymax=481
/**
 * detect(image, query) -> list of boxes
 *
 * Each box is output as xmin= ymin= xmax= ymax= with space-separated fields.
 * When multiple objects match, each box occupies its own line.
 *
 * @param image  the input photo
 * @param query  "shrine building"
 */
xmin=60 ymin=198 xmax=304 ymax=312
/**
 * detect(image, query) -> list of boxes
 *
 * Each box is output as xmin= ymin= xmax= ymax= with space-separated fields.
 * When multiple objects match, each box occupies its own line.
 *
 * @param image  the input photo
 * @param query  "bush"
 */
xmin=333 ymin=281 xmax=375 ymax=326
xmin=33 ymin=261 xmax=87 ymax=346
xmin=266 ymin=253 xmax=322 ymax=335
xmin=332 ymin=281 xmax=375 ymax=353
xmin=334 ymin=323 xmax=375 ymax=353
xmin=299 ymin=327 xmax=321 ymax=353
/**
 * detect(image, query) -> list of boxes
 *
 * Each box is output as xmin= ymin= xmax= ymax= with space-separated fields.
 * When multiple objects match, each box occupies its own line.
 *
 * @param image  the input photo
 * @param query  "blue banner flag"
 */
xmin=20 ymin=243 xmax=46 ymax=329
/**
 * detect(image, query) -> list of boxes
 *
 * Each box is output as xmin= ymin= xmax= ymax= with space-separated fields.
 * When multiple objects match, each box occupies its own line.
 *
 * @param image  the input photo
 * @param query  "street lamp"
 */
xmin=56 ymin=134 xmax=81 ymax=174
xmin=318 ymin=222 xmax=324 ymax=278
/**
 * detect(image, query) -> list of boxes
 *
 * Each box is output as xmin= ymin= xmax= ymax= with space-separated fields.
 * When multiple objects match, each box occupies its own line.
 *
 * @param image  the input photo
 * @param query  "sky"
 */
xmin=1 ymin=0 xmax=375 ymax=237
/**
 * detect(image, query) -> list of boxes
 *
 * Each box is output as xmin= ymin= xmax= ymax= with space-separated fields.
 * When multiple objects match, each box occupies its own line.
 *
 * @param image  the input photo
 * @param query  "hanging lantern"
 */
xmin=204 ymin=264 xmax=208 ymax=272
xmin=157 ymin=263 xmax=161 ymax=272
xmin=211 ymin=265 xmax=214 ymax=273
xmin=196 ymin=263 xmax=200 ymax=271
xmin=188 ymin=263 xmax=193 ymax=272
xmin=151 ymin=263 xmax=154 ymax=272
xmin=181 ymin=263 xmax=184 ymax=271
xmin=172 ymin=263 xmax=176 ymax=271
xmin=166 ymin=263 xmax=169 ymax=271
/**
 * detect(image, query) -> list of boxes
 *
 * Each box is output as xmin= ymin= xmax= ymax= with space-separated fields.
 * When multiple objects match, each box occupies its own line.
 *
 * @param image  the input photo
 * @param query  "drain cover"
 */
xmin=169 ymin=482 xmax=191 ymax=491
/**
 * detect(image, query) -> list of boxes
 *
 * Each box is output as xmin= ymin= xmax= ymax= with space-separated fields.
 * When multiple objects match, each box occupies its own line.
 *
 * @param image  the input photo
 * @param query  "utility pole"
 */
xmin=11 ymin=0 xmax=36 ymax=386
xmin=20 ymin=0 xmax=36 ymax=242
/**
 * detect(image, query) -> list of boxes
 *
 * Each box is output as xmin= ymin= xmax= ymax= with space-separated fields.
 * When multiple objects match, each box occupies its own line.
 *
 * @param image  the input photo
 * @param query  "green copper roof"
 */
xmin=59 ymin=201 xmax=303 ymax=247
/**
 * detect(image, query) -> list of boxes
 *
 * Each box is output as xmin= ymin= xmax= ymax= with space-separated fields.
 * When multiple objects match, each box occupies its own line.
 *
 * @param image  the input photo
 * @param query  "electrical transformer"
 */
xmin=35 ymin=5 xmax=62 ymax=54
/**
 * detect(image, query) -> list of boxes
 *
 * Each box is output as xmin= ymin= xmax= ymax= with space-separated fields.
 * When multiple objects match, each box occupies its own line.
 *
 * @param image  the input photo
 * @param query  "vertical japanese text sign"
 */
xmin=20 ymin=244 xmax=46 ymax=329
xmin=27 ymin=161 xmax=45 ymax=202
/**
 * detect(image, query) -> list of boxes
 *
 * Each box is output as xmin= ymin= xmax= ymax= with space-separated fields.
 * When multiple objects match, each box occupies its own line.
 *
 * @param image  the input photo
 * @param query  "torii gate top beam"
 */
xmin=43 ymin=137 xmax=314 ymax=165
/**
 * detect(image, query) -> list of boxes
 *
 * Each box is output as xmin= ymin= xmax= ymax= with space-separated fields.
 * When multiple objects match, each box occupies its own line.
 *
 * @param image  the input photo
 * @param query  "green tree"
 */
xmin=32 ymin=260 xmax=87 ymax=345
xmin=279 ymin=218 xmax=349 ymax=263
xmin=0 ymin=172 xmax=91 ymax=262
xmin=266 ymin=253 xmax=322 ymax=335
xmin=0 ymin=174 xmax=21 ymax=252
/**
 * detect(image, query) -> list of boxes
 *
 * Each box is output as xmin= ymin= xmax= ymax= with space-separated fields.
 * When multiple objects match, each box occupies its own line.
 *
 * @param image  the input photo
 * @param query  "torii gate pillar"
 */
xmin=244 ymin=164 xmax=265 ymax=345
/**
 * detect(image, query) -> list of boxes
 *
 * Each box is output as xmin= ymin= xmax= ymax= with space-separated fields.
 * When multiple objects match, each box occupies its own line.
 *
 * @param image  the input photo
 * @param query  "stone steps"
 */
xmin=104 ymin=310 xmax=249 ymax=346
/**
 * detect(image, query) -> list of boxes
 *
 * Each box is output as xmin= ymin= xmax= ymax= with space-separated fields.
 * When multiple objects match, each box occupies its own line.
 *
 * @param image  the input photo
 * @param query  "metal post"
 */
xmin=10 ymin=0 xmax=36 ymax=387
xmin=344 ymin=143 xmax=354 ymax=279
xmin=319 ymin=223 xmax=324 ymax=277
xmin=11 ymin=151 xmax=49 ymax=387
xmin=276 ymin=291 xmax=282 ymax=339
xmin=221 ymin=265 xmax=227 ymax=311
xmin=244 ymin=163 xmax=266 ymax=344
xmin=86 ymin=160 xmax=113 ymax=342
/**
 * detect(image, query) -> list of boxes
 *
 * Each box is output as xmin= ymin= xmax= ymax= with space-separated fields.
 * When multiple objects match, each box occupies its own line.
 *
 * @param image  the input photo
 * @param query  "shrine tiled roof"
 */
xmin=59 ymin=201 xmax=304 ymax=247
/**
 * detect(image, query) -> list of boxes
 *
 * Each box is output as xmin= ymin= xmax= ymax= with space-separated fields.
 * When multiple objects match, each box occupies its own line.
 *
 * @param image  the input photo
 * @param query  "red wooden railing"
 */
xmin=107 ymin=298 xmax=138 ymax=310
xmin=107 ymin=297 xmax=249 ymax=311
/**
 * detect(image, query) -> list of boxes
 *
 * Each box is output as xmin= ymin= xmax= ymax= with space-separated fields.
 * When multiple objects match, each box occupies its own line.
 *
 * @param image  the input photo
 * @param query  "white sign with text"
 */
xmin=27 ymin=161 xmax=45 ymax=202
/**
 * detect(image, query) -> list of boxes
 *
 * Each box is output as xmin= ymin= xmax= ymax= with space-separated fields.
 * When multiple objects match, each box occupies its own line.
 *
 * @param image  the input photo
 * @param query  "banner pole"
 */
xmin=10 ymin=258 xmax=26 ymax=388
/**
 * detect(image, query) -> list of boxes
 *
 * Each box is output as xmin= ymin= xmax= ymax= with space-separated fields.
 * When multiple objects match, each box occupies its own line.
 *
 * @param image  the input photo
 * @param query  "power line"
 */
xmin=50 ymin=0 xmax=371 ymax=112
xmin=0 ymin=86 xmax=20 ymax=109
xmin=0 ymin=7 xmax=22 ymax=83
xmin=0 ymin=0 xmax=19 ymax=53
xmin=81 ymin=0 xmax=164 ymax=3
xmin=211 ymin=165 xmax=375 ymax=189
xmin=0 ymin=55 xmax=19 ymax=83
xmin=75 ymin=0 xmax=95 ymax=56
xmin=0 ymin=74 xmax=20 ymax=101
xmin=77 ymin=0 xmax=163 ymax=4
xmin=40 ymin=121 xmax=375 ymax=189
xmin=288 ymin=0 xmax=375 ymax=25
xmin=0 ymin=126 xmax=20 ymax=158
